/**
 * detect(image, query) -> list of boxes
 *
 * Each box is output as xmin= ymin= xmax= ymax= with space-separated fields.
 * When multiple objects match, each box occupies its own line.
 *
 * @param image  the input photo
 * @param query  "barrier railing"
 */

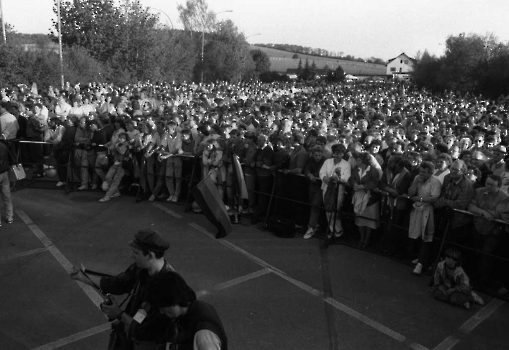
xmin=8 ymin=143 xmax=509 ymax=300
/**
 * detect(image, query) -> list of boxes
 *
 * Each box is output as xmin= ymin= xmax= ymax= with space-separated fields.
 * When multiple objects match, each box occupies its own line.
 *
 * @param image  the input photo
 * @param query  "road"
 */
xmin=0 ymin=187 xmax=507 ymax=350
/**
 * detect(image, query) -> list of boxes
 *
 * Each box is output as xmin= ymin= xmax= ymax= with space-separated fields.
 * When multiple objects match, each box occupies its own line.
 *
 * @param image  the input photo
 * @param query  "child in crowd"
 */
xmin=99 ymin=132 xmax=129 ymax=202
xmin=429 ymin=248 xmax=485 ymax=310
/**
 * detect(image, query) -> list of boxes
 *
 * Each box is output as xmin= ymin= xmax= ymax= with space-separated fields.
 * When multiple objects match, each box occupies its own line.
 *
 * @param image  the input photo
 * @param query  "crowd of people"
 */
xmin=1 ymin=79 xmax=509 ymax=305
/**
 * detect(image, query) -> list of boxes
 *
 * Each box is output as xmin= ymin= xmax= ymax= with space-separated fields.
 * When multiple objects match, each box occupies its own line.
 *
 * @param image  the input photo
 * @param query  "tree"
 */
xmin=259 ymin=71 xmax=290 ymax=83
xmin=414 ymin=32 xmax=509 ymax=98
xmin=108 ymin=0 xmax=161 ymax=81
xmin=325 ymin=65 xmax=345 ymax=83
xmin=154 ymin=30 xmax=198 ymax=83
xmin=440 ymin=33 xmax=488 ymax=93
xmin=52 ymin=0 xmax=125 ymax=63
xmin=51 ymin=0 xmax=197 ymax=83
xmin=202 ymin=19 xmax=250 ymax=82
xmin=250 ymin=49 xmax=270 ymax=75
xmin=63 ymin=46 xmax=106 ymax=84
xmin=0 ymin=18 xmax=17 ymax=44
xmin=299 ymin=58 xmax=314 ymax=80
xmin=414 ymin=50 xmax=443 ymax=92
xmin=177 ymin=0 xmax=216 ymax=34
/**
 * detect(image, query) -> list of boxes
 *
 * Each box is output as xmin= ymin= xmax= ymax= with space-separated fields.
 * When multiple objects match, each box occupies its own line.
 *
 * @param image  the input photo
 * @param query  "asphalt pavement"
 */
xmin=0 ymin=186 xmax=508 ymax=350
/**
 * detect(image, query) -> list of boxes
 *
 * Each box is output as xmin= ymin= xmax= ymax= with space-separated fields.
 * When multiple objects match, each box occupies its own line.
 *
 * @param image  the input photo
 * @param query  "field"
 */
xmin=251 ymin=45 xmax=387 ymax=76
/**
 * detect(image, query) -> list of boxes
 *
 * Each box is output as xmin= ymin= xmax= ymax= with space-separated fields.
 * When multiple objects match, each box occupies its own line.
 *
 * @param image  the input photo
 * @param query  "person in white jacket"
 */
xmin=319 ymin=144 xmax=351 ymax=237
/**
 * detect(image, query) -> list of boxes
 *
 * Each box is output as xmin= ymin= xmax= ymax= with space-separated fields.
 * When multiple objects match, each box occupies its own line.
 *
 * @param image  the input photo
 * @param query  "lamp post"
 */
xmin=246 ymin=33 xmax=261 ymax=41
xmin=57 ymin=0 xmax=64 ymax=89
xmin=148 ymin=6 xmax=174 ymax=29
xmin=201 ymin=10 xmax=232 ymax=84
xmin=0 ymin=0 xmax=6 ymax=44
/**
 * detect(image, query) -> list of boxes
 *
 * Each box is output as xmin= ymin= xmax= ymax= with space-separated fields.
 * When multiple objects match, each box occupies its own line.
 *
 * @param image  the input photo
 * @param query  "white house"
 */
xmin=386 ymin=53 xmax=416 ymax=80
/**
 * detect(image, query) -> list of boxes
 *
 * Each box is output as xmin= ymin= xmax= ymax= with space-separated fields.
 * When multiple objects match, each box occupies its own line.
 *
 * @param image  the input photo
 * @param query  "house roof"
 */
xmin=386 ymin=53 xmax=416 ymax=64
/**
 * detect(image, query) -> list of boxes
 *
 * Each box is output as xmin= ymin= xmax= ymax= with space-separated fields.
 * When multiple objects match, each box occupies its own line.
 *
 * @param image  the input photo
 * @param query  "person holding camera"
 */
xmin=70 ymin=229 xmax=174 ymax=349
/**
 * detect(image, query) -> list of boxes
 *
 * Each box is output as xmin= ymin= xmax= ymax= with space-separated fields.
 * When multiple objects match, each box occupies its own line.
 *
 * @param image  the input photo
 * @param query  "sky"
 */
xmin=3 ymin=0 xmax=509 ymax=61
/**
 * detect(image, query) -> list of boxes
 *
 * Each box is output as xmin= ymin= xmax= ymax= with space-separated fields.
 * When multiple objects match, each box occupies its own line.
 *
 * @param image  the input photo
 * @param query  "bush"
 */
xmin=259 ymin=71 xmax=290 ymax=83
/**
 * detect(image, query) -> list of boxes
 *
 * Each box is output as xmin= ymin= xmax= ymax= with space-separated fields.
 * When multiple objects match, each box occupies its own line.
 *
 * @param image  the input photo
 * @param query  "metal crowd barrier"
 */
xmin=7 ymin=141 xmax=509 ymax=300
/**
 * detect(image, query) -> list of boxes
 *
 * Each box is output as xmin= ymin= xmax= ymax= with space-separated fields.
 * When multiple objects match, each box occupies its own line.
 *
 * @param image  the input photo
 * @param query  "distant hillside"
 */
xmin=251 ymin=45 xmax=387 ymax=76
xmin=254 ymin=43 xmax=385 ymax=64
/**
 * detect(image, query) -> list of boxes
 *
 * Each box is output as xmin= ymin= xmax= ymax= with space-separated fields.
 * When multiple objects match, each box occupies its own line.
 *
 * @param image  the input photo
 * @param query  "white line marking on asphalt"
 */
xmin=432 ymin=335 xmax=460 ymax=350
xmin=410 ymin=342 xmax=432 ymax=350
xmin=274 ymin=271 xmax=323 ymax=297
xmin=31 ymin=323 xmax=111 ymax=350
xmin=17 ymin=210 xmax=105 ymax=308
xmin=458 ymin=298 xmax=505 ymax=334
xmin=186 ymin=222 xmax=429 ymax=349
xmin=18 ymin=211 xmax=33 ymax=224
xmin=0 ymin=247 xmax=47 ymax=262
xmin=196 ymin=268 xmax=272 ymax=298
xmin=325 ymin=297 xmax=407 ymax=342
xmin=188 ymin=223 xmax=286 ymax=275
xmin=152 ymin=203 xmax=183 ymax=219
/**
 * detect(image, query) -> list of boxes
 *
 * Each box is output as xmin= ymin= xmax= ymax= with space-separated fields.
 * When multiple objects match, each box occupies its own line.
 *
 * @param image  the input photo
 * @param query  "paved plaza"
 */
xmin=0 ymin=188 xmax=507 ymax=350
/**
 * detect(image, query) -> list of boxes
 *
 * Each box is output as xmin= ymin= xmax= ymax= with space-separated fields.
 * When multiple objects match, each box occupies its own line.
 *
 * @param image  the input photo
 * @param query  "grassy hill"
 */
xmin=251 ymin=45 xmax=387 ymax=76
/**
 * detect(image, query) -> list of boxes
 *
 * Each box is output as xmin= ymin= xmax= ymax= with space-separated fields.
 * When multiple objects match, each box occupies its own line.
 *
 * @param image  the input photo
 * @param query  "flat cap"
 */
xmin=129 ymin=229 xmax=170 ymax=254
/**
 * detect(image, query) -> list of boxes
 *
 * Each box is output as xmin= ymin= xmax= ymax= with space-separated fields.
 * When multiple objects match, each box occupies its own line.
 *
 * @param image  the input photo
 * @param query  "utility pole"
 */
xmin=57 ymin=0 xmax=64 ymax=89
xmin=0 ymin=0 xmax=7 ymax=44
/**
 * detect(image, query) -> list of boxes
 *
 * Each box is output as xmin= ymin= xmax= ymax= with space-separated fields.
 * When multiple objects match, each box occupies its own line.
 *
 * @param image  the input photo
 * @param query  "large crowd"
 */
xmin=1 ymin=79 xmax=509 ymax=306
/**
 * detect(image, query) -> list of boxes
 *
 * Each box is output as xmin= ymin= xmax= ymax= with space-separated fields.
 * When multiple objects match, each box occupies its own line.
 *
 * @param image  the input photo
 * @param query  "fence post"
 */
xmin=429 ymin=208 xmax=452 ymax=285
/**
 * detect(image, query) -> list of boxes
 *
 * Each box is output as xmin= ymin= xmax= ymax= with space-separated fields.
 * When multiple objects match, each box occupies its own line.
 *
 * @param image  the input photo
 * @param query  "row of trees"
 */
xmin=414 ymin=33 xmax=509 ymax=99
xmin=0 ymin=0 xmax=272 ymax=88
xmin=295 ymin=58 xmax=345 ymax=82
xmin=256 ymin=43 xmax=385 ymax=64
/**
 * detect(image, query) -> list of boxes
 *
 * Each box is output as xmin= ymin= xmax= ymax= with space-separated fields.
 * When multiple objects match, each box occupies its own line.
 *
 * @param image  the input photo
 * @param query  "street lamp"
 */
xmin=0 ymin=0 xmax=6 ymax=44
xmin=246 ymin=33 xmax=261 ymax=41
xmin=201 ymin=10 xmax=232 ymax=84
xmin=148 ymin=6 xmax=174 ymax=29
xmin=57 ymin=0 xmax=64 ymax=89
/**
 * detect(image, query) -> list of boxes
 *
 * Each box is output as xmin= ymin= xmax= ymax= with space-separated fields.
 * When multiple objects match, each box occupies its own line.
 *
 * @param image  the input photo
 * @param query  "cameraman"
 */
xmin=70 ymin=229 xmax=174 ymax=348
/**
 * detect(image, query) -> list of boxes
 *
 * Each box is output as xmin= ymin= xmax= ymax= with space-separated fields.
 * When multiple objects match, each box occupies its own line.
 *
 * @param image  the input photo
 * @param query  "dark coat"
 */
xmin=349 ymin=165 xmax=380 ymax=207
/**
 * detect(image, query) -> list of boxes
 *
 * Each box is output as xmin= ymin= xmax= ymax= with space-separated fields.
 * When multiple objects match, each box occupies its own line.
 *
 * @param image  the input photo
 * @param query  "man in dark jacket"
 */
xmin=53 ymin=116 xmax=76 ymax=187
xmin=70 ymin=229 xmax=174 ymax=347
xmin=251 ymin=134 xmax=275 ymax=225
xmin=0 ymin=141 xmax=13 ymax=224
xmin=148 ymin=271 xmax=228 ymax=350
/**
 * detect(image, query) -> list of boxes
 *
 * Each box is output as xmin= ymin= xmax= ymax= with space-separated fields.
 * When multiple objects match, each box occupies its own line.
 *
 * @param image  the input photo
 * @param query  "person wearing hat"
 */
xmin=147 ymin=271 xmax=228 ymax=350
xmin=70 ymin=229 xmax=173 ymax=347
xmin=485 ymin=144 xmax=506 ymax=177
